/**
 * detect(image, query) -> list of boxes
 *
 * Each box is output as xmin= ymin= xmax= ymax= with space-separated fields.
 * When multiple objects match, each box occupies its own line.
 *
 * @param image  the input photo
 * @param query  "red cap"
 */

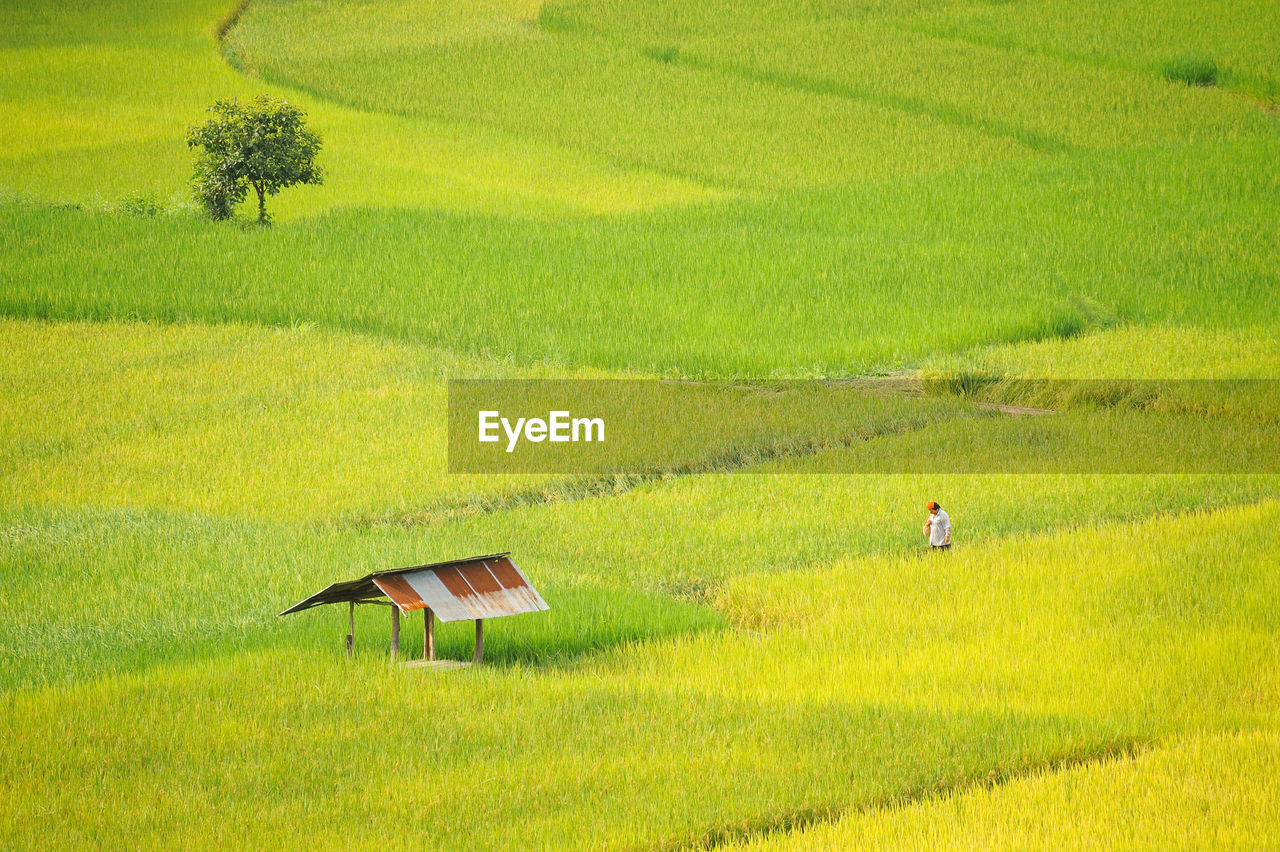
xmin=926 ymin=501 xmax=940 ymax=510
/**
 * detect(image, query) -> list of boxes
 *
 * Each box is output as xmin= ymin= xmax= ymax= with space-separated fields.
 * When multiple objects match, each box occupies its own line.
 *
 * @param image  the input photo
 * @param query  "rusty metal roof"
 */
xmin=279 ymin=553 xmax=549 ymax=622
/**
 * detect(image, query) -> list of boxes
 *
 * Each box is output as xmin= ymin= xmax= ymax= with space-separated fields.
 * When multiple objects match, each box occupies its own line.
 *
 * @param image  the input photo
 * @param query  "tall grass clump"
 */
xmin=904 ymin=0 xmax=1277 ymax=101
xmin=1162 ymin=54 xmax=1220 ymax=87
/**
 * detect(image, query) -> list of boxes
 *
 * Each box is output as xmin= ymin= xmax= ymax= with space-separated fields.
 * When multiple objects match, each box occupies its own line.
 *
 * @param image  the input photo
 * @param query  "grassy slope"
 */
xmin=0 ymin=318 xmax=993 ymax=522
xmin=4 ymin=136 xmax=1279 ymax=377
xmin=0 ymin=318 xmax=613 ymax=521
xmin=719 ymin=731 xmax=1280 ymax=850
xmin=9 ymin=460 xmax=1277 ymax=691
xmin=550 ymin=0 xmax=1272 ymax=148
xmin=3 ymin=501 xmax=1277 ymax=848
xmin=234 ymin=0 xmax=1271 ymax=160
xmin=3 ymin=1 xmax=1278 ymax=376
xmin=5 ymin=322 xmax=1276 ymax=696
xmin=908 ymin=0 xmax=1280 ymax=103
xmin=3 ymin=0 xmax=1279 ymax=847
xmin=0 ymin=0 xmax=715 ymax=217
xmin=226 ymin=0 xmax=1026 ymax=192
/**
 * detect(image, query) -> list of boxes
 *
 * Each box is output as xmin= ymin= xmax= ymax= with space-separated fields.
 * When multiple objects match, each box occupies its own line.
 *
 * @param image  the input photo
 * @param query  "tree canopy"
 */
xmin=186 ymin=95 xmax=323 ymax=224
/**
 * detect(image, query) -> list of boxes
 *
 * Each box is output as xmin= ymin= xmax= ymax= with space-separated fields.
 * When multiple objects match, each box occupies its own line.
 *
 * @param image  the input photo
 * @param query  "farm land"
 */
xmin=2 ymin=1 xmax=1278 ymax=848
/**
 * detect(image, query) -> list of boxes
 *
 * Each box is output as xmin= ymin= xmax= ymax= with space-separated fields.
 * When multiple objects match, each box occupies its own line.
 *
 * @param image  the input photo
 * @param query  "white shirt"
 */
xmin=928 ymin=509 xmax=951 ymax=546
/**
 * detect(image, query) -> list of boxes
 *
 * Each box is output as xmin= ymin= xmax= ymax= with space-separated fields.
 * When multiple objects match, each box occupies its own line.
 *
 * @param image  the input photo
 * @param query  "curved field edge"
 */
xmin=4 ymin=131 xmax=1279 ymax=378
xmin=3 ymin=1 xmax=1278 ymax=848
xmin=225 ymin=0 xmax=1274 ymax=167
xmin=0 ymin=318 xmax=992 ymax=526
xmin=8 ymin=470 xmax=1279 ymax=692
xmin=4 ymin=2 xmax=1278 ymax=377
xmin=0 ymin=0 xmax=720 ymax=218
xmin=714 ymin=730 xmax=1280 ymax=851
xmin=6 ymin=318 xmax=1277 ymax=532
xmin=0 ymin=317 xmax=624 ymax=522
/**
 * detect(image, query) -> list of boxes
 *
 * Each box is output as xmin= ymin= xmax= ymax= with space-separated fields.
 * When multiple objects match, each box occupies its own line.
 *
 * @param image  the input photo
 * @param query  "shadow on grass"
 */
xmin=330 ymin=582 xmax=726 ymax=670
xmin=0 ymin=575 xmax=725 ymax=693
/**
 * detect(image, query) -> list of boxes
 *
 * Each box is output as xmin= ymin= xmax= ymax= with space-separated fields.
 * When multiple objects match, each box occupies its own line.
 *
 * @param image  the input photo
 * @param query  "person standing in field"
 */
xmin=924 ymin=500 xmax=951 ymax=550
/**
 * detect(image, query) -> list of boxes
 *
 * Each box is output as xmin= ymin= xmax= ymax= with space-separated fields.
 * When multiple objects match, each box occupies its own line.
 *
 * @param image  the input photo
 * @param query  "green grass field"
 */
xmin=2 ymin=0 xmax=1278 ymax=848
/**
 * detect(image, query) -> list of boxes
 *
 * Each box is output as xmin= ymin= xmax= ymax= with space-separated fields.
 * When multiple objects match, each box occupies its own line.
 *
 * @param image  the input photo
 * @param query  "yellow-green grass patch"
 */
xmin=4 ymin=500 xmax=1278 ymax=848
xmin=6 ymin=468 xmax=1277 ymax=690
xmin=717 ymin=730 xmax=1280 ymax=850
xmin=926 ymin=323 xmax=1280 ymax=380
xmin=0 ymin=318 xmax=605 ymax=521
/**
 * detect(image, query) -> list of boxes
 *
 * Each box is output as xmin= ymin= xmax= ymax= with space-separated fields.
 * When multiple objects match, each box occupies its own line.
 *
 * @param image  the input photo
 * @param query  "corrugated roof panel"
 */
xmin=370 ymin=574 xmax=423 ymax=611
xmin=399 ymin=569 xmax=474 ymax=622
xmin=388 ymin=555 xmax=548 ymax=622
xmin=280 ymin=553 xmax=548 ymax=622
xmin=434 ymin=566 xmax=477 ymax=601
xmin=482 ymin=558 xmax=543 ymax=613
xmin=460 ymin=562 xmax=503 ymax=595
xmin=278 ymin=577 xmax=383 ymax=615
xmin=486 ymin=558 xmax=525 ymax=589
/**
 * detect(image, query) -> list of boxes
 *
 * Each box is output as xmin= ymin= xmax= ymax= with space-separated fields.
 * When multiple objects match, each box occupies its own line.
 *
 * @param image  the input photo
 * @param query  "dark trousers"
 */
xmin=931 ymin=543 xmax=951 ymax=551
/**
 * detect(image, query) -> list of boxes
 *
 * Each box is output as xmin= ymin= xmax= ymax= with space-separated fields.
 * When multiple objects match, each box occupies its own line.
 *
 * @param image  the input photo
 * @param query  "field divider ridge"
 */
xmin=677 ymin=737 xmax=1156 ymax=851
xmin=537 ymin=9 xmax=1072 ymax=156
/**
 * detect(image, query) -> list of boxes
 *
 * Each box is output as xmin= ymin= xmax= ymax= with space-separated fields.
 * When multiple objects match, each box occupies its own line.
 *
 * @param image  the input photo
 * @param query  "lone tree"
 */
xmin=186 ymin=95 xmax=322 ymax=224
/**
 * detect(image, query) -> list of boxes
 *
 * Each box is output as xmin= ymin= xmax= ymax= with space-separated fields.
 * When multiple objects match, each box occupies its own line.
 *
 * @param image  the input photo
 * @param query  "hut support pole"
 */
xmin=346 ymin=601 xmax=355 ymax=659
xmin=390 ymin=606 xmax=400 ymax=659
xmin=424 ymin=609 xmax=435 ymax=662
xmin=474 ymin=618 xmax=484 ymax=664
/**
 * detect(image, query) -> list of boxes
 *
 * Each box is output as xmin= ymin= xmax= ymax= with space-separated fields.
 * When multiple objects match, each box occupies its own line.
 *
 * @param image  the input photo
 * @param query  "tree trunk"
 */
xmin=254 ymin=182 xmax=267 ymax=224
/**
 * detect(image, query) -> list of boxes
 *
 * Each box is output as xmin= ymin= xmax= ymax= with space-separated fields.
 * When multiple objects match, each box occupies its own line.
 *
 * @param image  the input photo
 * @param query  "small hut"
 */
xmin=279 ymin=553 xmax=548 ymax=665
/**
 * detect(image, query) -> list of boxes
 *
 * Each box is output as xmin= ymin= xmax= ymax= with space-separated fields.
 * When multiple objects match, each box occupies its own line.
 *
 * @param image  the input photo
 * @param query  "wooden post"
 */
xmin=346 ymin=600 xmax=355 ymax=659
xmin=473 ymin=618 xmax=484 ymax=664
xmin=424 ymin=608 xmax=436 ymax=662
xmin=390 ymin=606 xmax=400 ymax=659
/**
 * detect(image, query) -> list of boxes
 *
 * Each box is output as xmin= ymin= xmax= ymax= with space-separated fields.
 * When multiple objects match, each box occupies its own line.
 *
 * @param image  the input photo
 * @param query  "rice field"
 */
xmin=5 ymin=0 xmax=1280 ymax=376
xmin=8 ymin=409 xmax=1277 ymax=692
xmin=719 ymin=731 xmax=1280 ymax=850
xmin=3 ymin=0 xmax=1278 ymax=847
xmin=0 ymin=319 xmax=637 ymax=521
xmin=4 ymin=499 xmax=1278 ymax=848
xmin=907 ymin=0 xmax=1280 ymax=103
xmin=5 ymin=135 xmax=1279 ymax=377
xmin=0 ymin=0 xmax=711 ymax=217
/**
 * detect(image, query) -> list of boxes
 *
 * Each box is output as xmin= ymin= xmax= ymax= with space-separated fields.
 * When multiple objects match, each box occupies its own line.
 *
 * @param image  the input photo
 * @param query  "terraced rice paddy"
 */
xmin=2 ymin=0 xmax=1277 ymax=848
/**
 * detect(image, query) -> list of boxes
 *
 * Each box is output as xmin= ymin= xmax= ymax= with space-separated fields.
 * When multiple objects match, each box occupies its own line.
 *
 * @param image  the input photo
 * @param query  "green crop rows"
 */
xmin=2 ymin=0 xmax=1278 ymax=848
